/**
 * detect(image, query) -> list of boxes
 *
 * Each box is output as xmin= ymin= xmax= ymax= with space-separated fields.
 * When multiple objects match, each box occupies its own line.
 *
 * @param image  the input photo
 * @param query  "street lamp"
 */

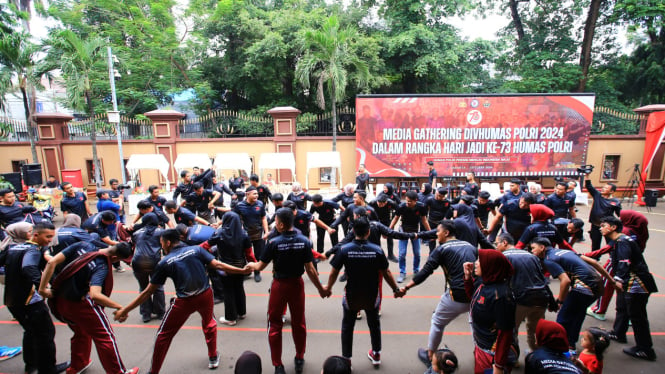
xmin=107 ymin=46 xmax=126 ymax=184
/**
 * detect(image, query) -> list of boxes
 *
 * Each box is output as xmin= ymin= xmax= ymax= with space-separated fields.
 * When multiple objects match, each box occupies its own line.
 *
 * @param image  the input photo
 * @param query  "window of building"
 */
xmin=601 ymin=155 xmax=620 ymax=181
xmin=86 ymin=159 xmax=105 ymax=185
xmin=11 ymin=160 xmax=27 ymax=173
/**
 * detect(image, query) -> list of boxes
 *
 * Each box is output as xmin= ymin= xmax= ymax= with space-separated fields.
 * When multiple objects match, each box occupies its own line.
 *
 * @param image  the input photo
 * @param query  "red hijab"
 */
xmin=535 ymin=319 xmax=569 ymax=352
xmin=478 ymin=249 xmax=513 ymax=284
xmin=529 ymin=204 xmax=554 ymax=222
xmin=620 ymin=210 xmax=649 ymax=251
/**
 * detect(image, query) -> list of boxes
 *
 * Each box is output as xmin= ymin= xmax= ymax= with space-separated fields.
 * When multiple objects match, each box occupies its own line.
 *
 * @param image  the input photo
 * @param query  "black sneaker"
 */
xmin=294 ymin=357 xmax=305 ymax=374
xmin=623 ymin=346 xmax=656 ymax=361
xmin=417 ymin=348 xmax=431 ymax=367
xmin=142 ymin=315 xmax=151 ymax=323
xmin=388 ymin=256 xmax=398 ymax=263
xmin=274 ymin=365 xmax=286 ymax=374
xmin=608 ymin=331 xmax=628 ymax=344
xmin=339 ymin=273 xmax=348 ymax=282
xmin=55 ymin=361 xmax=70 ymax=373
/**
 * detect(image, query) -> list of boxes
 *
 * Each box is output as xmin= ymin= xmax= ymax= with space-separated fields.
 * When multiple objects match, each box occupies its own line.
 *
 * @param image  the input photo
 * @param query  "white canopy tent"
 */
xmin=213 ymin=153 xmax=253 ymax=177
xmin=305 ymin=151 xmax=342 ymax=189
xmin=173 ymin=153 xmax=212 ymax=173
xmin=125 ymin=154 xmax=172 ymax=191
xmin=258 ymin=152 xmax=296 ymax=181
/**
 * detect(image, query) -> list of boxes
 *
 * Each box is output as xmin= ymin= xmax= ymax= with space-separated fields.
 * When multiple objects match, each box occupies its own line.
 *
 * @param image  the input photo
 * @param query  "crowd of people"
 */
xmin=0 ymin=164 xmax=659 ymax=374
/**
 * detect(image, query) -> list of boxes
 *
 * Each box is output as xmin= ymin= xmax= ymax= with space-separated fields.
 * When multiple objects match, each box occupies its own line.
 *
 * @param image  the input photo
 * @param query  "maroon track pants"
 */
xmin=58 ymin=296 xmax=127 ymax=374
xmin=268 ymin=277 xmax=306 ymax=367
xmin=150 ymin=287 xmax=218 ymax=374
xmin=591 ymin=259 xmax=615 ymax=314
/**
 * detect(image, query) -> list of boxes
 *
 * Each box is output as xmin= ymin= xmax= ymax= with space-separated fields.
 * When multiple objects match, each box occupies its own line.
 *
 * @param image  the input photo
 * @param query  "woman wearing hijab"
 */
xmin=51 ymin=214 xmax=105 ymax=255
xmin=0 ymin=222 xmax=33 ymax=281
xmin=207 ymin=211 xmax=256 ymax=325
xmin=131 ymin=212 xmax=165 ymax=323
xmin=418 ymin=183 xmax=433 ymax=204
xmin=525 ymin=319 xmax=583 ymax=373
xmin=586 ymin=209 xmax=649 ymax=321
xmin=464 ymin=249 xmax=516 ymax=374
xmin=378 ymin=183 xmax=399 ymax=204
xmin=286 ymin=182 xmax=312 ymax=211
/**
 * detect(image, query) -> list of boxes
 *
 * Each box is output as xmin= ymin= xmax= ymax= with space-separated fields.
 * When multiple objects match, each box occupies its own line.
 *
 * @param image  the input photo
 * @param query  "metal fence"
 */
xmin=178 ymin=110 xmax=273 ymax=138
xmin=67 ymin=114 xmax=153 ymax=141
xmin=591 ymin=106 xmax=645 ymax=135
xmin=0 ymin=117 xmax=35 ymax=142
xmin=296 ymin=107 xmax=356 ymax=136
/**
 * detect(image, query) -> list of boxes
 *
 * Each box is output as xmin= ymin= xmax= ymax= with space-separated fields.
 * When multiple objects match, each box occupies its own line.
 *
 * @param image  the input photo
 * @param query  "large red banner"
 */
xmin=355 ymin=94 xmax=594 ymax=177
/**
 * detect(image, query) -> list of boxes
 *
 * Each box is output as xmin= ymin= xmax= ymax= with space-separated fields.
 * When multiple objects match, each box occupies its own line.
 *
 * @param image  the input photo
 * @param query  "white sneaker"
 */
xmin=218 ymin=317 xmax=237 ymax=326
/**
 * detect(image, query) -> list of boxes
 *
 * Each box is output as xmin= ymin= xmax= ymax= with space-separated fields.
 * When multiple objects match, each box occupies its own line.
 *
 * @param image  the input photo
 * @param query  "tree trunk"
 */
xmin=330 ymin=80 xmax=337 ymax=189
xmin=577 ymin=0 xmax=603 ymax=92
xmin=85 ymin=89 xmax=102 ymax=188
xmin=19 ymin=78 xmax=38 ymax=163
xmin=508 ymin=0 xmax=526 ymax=43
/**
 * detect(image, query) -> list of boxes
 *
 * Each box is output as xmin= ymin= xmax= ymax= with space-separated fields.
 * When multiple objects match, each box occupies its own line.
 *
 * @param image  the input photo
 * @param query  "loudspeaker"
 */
xmin=21 ymin=163 xmax=42 ymax=186
xmin=1 ymin=172 xmax=22 ymax=192
xmin=644 ymin=189 xmax=659 ymax=207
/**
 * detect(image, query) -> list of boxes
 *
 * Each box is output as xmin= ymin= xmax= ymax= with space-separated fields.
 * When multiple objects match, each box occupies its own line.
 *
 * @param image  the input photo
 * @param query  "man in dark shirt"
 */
xmin=248 ymin=208 xmax=327 ymax=374
xmin=82 ymin=211 xmax=118 ymax=245
xmin=60 ymin=182 xmax=91 ymax=222
xmin=530 ymin=237 xmax=615 ymax=352
xmin=0 ymin=188 xmax=25 ymax=230
xmin=368 ymin=194 xmax=398 ymax=262
xmin=516 ymin=204 xmax=573 ymax=251
xmin=400 ymin=220 xmax=477 ymax=367
xmin=211 ymin=176 xmax=234 ymax=220
xmin=544 ymin=182 xmax=577 ymax=239
xmin=355 ymin=164 xmax=370 ymax=191
xmin=324 ymin=216 xmax=403 ymax=367
xmin=463 ymin=171 xmax=479 ymax=198
xmin=250 ymin=173 xmax=272 ymax=206
xmin=474 ymin=191 xmax=496 ymax=232
xmin=233 ymin=186 xmax=269 ymax=282
xmin=108 ymin=179 xmax=125 ymax=223
xmin=186 ymin=182 xmax=220 ymax=223
xmin=331 ymin=191 xmax=378 ymax=233
xmin=45 ymin=175 xmax=60 ymax=189
xmin=172 ymin=170 xmax=194 ymax=206
xmin=425 ymin=188 xmax=451 ymax=253
xmin=309 ymin=194 xmax=340 ymax=253
xmin=585 ymin=179 xmax=621 ymax=251
xmin=165 ymin=200 xmax=212 ymax=227
xmin=131 ymin=200 xmax=173 ymax=230
xmin=39 ymin=241 xmax=137 ymax=374
xmin=192 ymin=166 xmax=214 ymax=190
xmin=145 ymin=184 xmax=167 ymax=211
xmin=267 ymin=193 xmax=285 ymax=225
xmin=3 ymin=222 xmax=69 ymax=374
xmin=487 ymin=192 xmax=535 ymax=241
xmin=497 ymin=233 xmax=552 ymax=354
xmin=427 ymin=161 xmax=437 ymax=186
xmin=601 ymin=216 xmax=657 ymax=360
xmin=114 ymin=230 xmax=249 ymax=373
xmin=390 ymin=190 xmax=430 ymax=283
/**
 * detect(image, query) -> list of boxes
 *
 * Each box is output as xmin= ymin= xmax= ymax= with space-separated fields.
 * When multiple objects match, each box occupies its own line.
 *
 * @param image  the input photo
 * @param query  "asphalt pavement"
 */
xmin=1 ymin=202 xmax=664 ymax=374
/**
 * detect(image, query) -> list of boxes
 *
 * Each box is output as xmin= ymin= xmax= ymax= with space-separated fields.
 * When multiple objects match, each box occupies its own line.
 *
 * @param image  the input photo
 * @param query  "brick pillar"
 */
xmin=267 ymin=106 xmax=301 ymax=183
xmin=144 ymin=109 xmax=185 ymax=187
xmin=33 ymin=112 xmax=74 ymax=182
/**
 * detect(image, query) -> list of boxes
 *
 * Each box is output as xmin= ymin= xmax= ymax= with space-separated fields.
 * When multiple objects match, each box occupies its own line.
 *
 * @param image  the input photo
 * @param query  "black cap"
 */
xmin=376 ymin=194 xmax=387 ymax=203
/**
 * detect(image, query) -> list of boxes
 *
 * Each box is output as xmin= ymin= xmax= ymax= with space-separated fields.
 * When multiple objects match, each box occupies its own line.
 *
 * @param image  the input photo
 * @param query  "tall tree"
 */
xmin=296 ymin=15 xmax=371 ymax=186
xmin=0 ymin=32 xmax=47 ymax=162
xmin=44 ymin=29 xmax=106 ymax=187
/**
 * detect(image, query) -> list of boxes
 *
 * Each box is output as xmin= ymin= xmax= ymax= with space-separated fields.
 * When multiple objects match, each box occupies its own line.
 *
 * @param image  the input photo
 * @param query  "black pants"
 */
xmin=341 ymin=300 xmax=381 ymax=359
xmin=132 ymin=262 xmax=166 ymax=318
xmin=220 ymin=274 xmax=247 ymax=320
xmin=316 ymin=225 xmax=338 ymax=253
xmin=251 ymin=238 xmax=265 ymax=275
xmin=380 ymin=219 xmax=394 ymax=258
xmin=8 ymin=301 xmax=57 ymax=374
xmin=589 ymin=223 xmax=606 ymax=251
xmin=208 ymin=269 xmax=225 ymax=301
xmin=613 ymin=292 xmax=653 ymax=350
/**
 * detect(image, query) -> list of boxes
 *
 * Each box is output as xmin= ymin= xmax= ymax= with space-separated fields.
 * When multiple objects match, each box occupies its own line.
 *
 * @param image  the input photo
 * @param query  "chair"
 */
xmin=503 ymin=182 xmax=512 ymax=195
xmin=574 ymin=185 xmax=589 ymax=206
xmin=375 ymin=183 xmax=384 ymax=197
xmin=489 ymin=183 xmax=503 ymax=201
xmin=480 ymin=182 xmax=491 ymax=192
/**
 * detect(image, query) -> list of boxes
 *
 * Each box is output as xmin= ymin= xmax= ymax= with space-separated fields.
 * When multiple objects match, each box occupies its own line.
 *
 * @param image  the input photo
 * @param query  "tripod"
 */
xmin=624 ymin=163 xmax=647 ymax=210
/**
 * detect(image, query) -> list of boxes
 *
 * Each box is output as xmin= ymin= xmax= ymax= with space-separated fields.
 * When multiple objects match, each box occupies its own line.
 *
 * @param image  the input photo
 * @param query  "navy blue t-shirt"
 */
xmin=261 ymin=230 xmax=314 ymax=279
xmin=544 ymin=193 xmax=574 ymax=219
xmin=309 ymin=200 xmax=339 ymax=224
xmin=331 ymin=192 xmax=354 ymax=208
xmin=233 ymin=200 xmax=266 ymax=231
xmin=395 ymin=202 xmax=428 ymax=232
xmin=82 ymin=213 xmax=115 ymax=239
xmin=61 ymin=192 xmax=88 ymax=218
xmin=474 ymin=199 xmax=495 ymax=226
xmin=151 ymin=244 xmax=215 ymax=298
xmin=144 ymin=196 xmax=167 ymax=211
xmin=52 ymin=227 xmax=102 ymax=254
xmin=543 ymin=248 xmax=599 ymax=296
xmin=413 ymin=239 xmax=477 ymax=302
xmin=0 ymin=203 xmax=25 ymax=227
xmin=186 ymin=189 xmax=215 ymax=213
xmin=498 ymin=191 xmax=522 ymax=206
xmin=185 ymin=224 xmax=216 ymax=245
xmin=132 ymin=227 xmax=163 ymax=267
xmin=426 ymin=197 xmax=451 ymax=223
xmin=287 ymin=192 xmax=312 ymax=211
xmin=58 ymin=246 xmax=108 ymax=302
xmin=503 ymin=248 xmax=549 ymax=306
xmin=294 ymin=209 xmax=315 ymax=238
xmin=330 ymin=239 xmax=388 ymax=309
xmin=470 ymin=282 xmax=515 ymax=351
xmin=518 ymin=221 xmax=567 ymax=248
xmin=174 ymin=206 xmax=197 ymax=226
xmin=525 ymin=348 xmax=582 ymax=373
xmin=499 ymin=200 xmax=531 ymax=240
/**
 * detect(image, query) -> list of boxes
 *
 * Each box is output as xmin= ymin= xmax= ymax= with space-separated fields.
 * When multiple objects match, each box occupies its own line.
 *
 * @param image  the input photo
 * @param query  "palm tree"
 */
xmin=296 ymin=15 xmax=371 ymax=188
xmin=0 ymin=32 xmax=47 ymax=162
xmin=44 ymin=29 xmax=106 ymax=187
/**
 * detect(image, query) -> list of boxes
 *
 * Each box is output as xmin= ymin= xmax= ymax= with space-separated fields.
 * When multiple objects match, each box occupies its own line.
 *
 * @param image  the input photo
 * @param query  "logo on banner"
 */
xmin=470 ymin=99 xmax=479 ymax=108
xmin=467 ymin=110 xmax=482 ymax=126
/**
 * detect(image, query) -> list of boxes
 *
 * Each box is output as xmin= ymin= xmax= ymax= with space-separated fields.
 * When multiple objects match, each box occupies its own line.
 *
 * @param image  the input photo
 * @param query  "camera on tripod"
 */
xmin=576 ymin=165 xmax=594 ymax=175
xmin=117 ymin=184 xmax=131 ymax=191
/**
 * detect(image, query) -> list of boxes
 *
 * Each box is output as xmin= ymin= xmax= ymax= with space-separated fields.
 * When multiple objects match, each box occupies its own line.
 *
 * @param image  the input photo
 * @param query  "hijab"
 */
xmin=620 ymin=210 xmax=649 ymax=251
xmin=62 ymin=214 xmax=82 ymax=228
xmin=292 ymin=182 xmax=303 ymax=195
xmin=0 ymin=222 xmax=33 ymax=251
xmin=221 ymin=211 xmax=246 ymax=250
xmin=535 ymin=319 xmax=569 ymax=352
xmin=343 ymin=183 xmax=355 ymax=196
xmin=234 ymin=350 xmax=262 ymax=374
xmin=141 ymin=212 xmax=159 ymax=237
xmin=384 ymin=182 xmax=394 ymax=195
xmin=529 ymin=204 xmax=554 ymax=222
xmin=422 ymin=183 xmax=432 ymax=195
xmin=478 ymin=249 xmax=513 ymax=284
